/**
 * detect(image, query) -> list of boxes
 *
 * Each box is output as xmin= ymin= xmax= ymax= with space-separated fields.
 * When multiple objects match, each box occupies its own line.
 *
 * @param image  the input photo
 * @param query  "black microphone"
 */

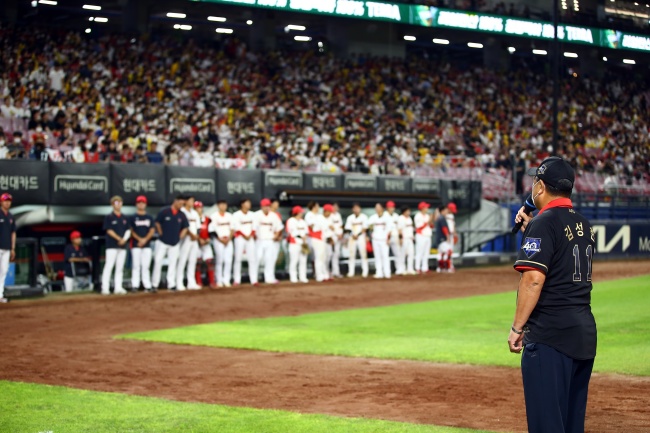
xmin=511 ymin=195 xmax=537 ymax=234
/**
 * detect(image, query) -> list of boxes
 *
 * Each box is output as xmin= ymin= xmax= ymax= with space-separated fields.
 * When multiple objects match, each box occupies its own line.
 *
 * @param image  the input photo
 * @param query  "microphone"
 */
xmin=511 ymin=195 xmax=536 ymax=234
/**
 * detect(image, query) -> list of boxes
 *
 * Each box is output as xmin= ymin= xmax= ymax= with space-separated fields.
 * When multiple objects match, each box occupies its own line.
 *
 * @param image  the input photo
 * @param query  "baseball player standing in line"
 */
xmin=0 ymin=193 xmax=16 ymax=303
xmin=344 ymin=203 xmax=369 ymax=278
xmin=176 ymin=196 xmax=201 ymax=290
xmin=129 ymin=195 xmax=155 ymax=292
xmin=285 ymin=206 xmax=309 ymax=284
xmin=368 ymin=203 xmax=394 ymax=279
xmin=255 ymin=198 xmax=283 ymax=284
xmin=445 ymin=202 xmax=457 ymax=273
xmin=397 ymin=206 xmax=416 ymax=275
xmin=328 ymin=203 xmax=344 ymax=278
xmin=322 ymin=204 xmax=335 ymax=281
xmin=101 ymin=195 xmax=130 ymax=295
xmin=151 ymin=195 xmax=189 ymax=292
xmin=435 ymin=205 xmax=453 ymax=273
xmin=209 ymin=200 xmax=234 ymax=288
xmin=63 ymin=231 xmax=91 ymax=293
xmin=386 ymin=201 xmax=403 ymax=275
xmin=232 ymin=199 xmax=258 ymax=286
xmin=305 ymin=201 xmax=328 ymax=282
xmin=193 ymin=201 xmax=214 ymax=288
xmin=509 ymin=156 xmax=596 ymax=433
xmin=270 ymin=199 xmax=283 ymax=270
xmin=414 ymin=202 xmax=433 ymax=274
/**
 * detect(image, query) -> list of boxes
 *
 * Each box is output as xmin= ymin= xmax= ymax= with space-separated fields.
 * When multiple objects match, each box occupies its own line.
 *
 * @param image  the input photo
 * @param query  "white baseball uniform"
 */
xmin=445 ymin=212 xmax=456 ymax=271
xmin=397 ymin=214 xmax=415 ymax=274
xmin=177 ymin=207 xmax=201 ymax=290
xmin=368 ymin=212 xmax=394 ymax=278
xmin=344 ymin=213 xmax=369 ymax=277
xmin=232 ymin=210 xmax=258 ymax=285
xmin=305 ymin=210 xmax=329 ymax=282
xmin=209 ymin=210 xmax=234 ymax=286
xmin=328 ymin=212 xmax=344 ymax=278
xmin=387 ymin=211 xmax=402 ymax=274
xmin=286 ymin=216 xmax=308 ymax=283
xmin=414 ymin=211 xmax=433 ymax=272
xmin=255 ymin=210 xmax=283 ymax=284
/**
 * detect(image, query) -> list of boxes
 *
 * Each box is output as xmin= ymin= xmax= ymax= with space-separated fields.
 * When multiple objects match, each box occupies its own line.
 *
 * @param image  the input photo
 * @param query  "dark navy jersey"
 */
xmin=0 ymin=210 xmax=16 ymax=250
xmin=155 ymin=206 xmax=189 ymax=246
xmin=64 ymin=244 xmax=90 ymax=277
xmin=130 ymin=213 xmax=155 ymax=248
xmin=103 ymin=212 xmax=130 ymax=249
xmin=514 ymin=198 xmax=597 ymax=360
xmin=435 ymin=215 xmax=449 ymax=246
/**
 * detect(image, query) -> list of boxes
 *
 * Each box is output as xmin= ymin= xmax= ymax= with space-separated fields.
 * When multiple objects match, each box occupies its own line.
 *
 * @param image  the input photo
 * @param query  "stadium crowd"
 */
xmin=0 ymin=26 xmax=648 ymax=189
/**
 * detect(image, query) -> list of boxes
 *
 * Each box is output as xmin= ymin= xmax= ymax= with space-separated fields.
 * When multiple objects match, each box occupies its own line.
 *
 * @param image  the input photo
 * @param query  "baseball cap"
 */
xmin=194 ymin=200 xmax=203 ymax=208
xmin=292 ymin=205 xmax=304 ymax=215
xmin=135 ymin=195 xmax=147 ymax=204
xmin=527 ymin=156 xmax=575 ymax=192
xmin=70 ymin=231 xmax=82 ymax=240
xmin=418 ymin=202 xmax=430 ymax=210
xmin=260 ymin=198 xmax=271 ymax=207
xmin=447 ymin=203 xmax=457 ymax=214
xmin=323 ymin=204 xmax=334 ymax=212
xmin=386 ymin=201 xmax=396 ymax=208
xmin=0 ymin=192 xmax=12 ymax=201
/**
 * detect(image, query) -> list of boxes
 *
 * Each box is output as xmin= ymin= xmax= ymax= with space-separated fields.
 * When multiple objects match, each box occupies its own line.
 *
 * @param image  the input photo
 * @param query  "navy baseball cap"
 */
xmin=527 ymin=156 xmax=575 ymax=192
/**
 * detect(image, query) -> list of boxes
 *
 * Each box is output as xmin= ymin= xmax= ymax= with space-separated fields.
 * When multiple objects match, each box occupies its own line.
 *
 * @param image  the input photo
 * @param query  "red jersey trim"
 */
xmin=538 ymin=198 xmax=573 ymax=216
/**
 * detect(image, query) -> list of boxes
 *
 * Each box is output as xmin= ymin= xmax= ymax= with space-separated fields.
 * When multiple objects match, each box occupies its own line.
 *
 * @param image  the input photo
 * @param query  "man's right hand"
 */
xmin=515 ymin=206 xmax=533 ymax=232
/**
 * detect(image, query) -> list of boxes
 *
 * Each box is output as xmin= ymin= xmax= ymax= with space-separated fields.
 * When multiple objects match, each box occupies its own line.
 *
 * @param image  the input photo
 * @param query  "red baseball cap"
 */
xmin=135 ymin=195 xmax=147 ymax=204
xmin=194 ymin=200 xmax=203 ymax=208
xmin=0 ymin=193 xmax=12 ymax=201
xmin=447 ymin=203 xmax=457 ymax=213
xmin=386 ymin=201 xmax=396 ymax=208
xmin=323 ymin=204 xmax=334 ymax=212
xmin=70 ymin=231 xmax=82 ymax=240
xmin=418 ymin=202 xmax=430 ymax=210
xmin=260 ymin=198 xmax=271 ymax=207
xmin=292 ymin=205 xmax=304 ymax=215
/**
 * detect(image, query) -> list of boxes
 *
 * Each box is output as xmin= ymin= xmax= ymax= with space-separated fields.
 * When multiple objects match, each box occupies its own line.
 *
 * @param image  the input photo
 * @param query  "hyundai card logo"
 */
xmin=522 ymin=237 xmax=542 ymax=258
xmin=170 ymin=178 xmax=215 ymax=194
xmin=54 ymin=175 xmax=108 ymax=192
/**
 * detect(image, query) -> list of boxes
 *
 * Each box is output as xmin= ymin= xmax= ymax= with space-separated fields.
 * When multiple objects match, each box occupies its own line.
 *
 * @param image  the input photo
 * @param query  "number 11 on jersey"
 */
xmin=572 ymin=244 xmax=593 ymax=282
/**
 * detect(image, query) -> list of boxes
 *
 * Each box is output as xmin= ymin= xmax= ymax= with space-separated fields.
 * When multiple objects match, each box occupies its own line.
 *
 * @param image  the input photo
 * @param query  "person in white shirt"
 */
xmin=445 ymin=202 xmax=457 ymax=273
xmin=286 ymin=206 xmax=309 ymax=283
xmin=344 ymin=203 xmax=369 ymax=278
xmin=386 ymin=201 xmax=403 ymax=275
xmin=397 ymin=207 xmax=416 ymax=275
xmin=368 ymin=203 xmax=394 ymax=279
xmin=414 ymin=202 xmax=434 ymax=273
xmin=270 ymin=199 xmax=283 ymax=274
xmin=328 ymin=203 xmax=344 ymax=278
xmin=209 ymin=200 xmax=234 ymax=287
xmin=193 ymin=201 xmax=214 ymax=287
xmin=255 ymin=198 xmax=283 ymax=284
xmin=49 ymin=65 xmax=66 ymax=93
xmin=304 ymin=201 xmax=328 ymax=282
xmin=232 ymin=199 xmax=258 ymax=285
xmin=321 ymin=204 xmax=335 ymax=281
xmin=177 ymin=196 xmax=201 ymax=290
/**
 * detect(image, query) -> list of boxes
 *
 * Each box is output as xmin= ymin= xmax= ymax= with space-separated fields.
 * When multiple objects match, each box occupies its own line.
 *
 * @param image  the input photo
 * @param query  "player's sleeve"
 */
xmin=180 ymin=212 xmax=189 ymax=229
xmin=64 ymin=244 xmax=73 ymax=262
xmin=102 ymin=214 xmax=110 ymax=231
xmin=513 ymin=219 xmax=555 ymax=274
xmin=344 ymin=216 xmax=352 ymax=231
xmin=11 ymin=216 xmax=16 ymax=232
xmin=155 ymin=210 xmax=164 ymax=224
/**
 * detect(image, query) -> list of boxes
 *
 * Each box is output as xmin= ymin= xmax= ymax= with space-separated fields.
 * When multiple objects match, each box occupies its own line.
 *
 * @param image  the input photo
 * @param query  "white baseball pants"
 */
xmin=131 ymin=247 xmax=153 ymax=290
xmin=372 ymin=239 xmax=391 ymax=278
xmin=402 ymin=239 xmax=415 ymax=273
xmin=347 ymin=235 xmax=368 ymax=277
xmin=176 ymin=238 xmax=199 ymax=289
xmin=101 ymin=248 xmax=127 ymax=294
xmin=256 ymin=239 xmax=278 ymax=283
xmin=390 ymin=240 xmax=403 ymax=274
xmin=152 ymin=241 xmax=180 ymax=289
xmin=288 ymin=243 xmax=307 ymax=283
xmin=311 ymin=238 xmax=328 ymax=282
xmin=415 ymin=235 xmax=431 ymax=272
xmin=196 ymin=243 xmax=214 ymax=261
xmin=330 ymin=240 xmax=342 ymax=277
xmin=213 ymin=240 xmax=233 ymax=285
xmin=0 ymin=249 xmax=10 ymax=298
xmin=233 ymin=236 xmax=258 ymax=284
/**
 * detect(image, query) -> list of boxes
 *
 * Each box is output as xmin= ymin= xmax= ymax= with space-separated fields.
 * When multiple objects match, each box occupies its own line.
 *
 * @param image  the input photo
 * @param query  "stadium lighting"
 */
xmin=318 ymin=41 xmax=323 ymax=47
xmin=602 ymin=56 xmax=608 ymax=61
xmin=508 ymin=46 xmax=516 ymax=53
xmin=167 ymin=12 xmax=186 ymax=19
xmin=294 ymin=36 xmax=312 ymax=42
xmin=82 ymin=4 xmax=101 ymax=10
xmin=38 ymin=0 xmax=57 ymax=5
xmin=247 ymin=20 xmax=253 ymax=25
xmin=208 ymin=16 xmax=226 ymax=22
xmin=467 ymin=42 xmax=483 ymax=48
xmin=85 ymin=28 xmax=91 ymax=33
xmin=533 ymin=49 xmax=548 ymax=55
xmin=89 ymin=17 xmax=94 ymax=21
xmin=173 ymin=24 xmax=192 ymax=30
xmin=94 ymin=17 xmax=108 ymax=23
xmin=564 ymin=52 xmax=578 ymax=58
xmin=216 ymin=28 xmax=233 ymax=33
xmin=285 ymin=24 xmax=306 ymax=31
xmin=403 ymin=35 xmax=416 ymax=41
xmin=623 ymin=59 xmax=636 ymax=64
xmin=433 ymin=38 xmax=449 ymax=45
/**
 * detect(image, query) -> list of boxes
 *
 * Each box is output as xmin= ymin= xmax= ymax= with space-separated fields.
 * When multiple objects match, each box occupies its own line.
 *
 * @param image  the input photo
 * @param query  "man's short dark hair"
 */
xmin=307 ymin=201 xmax=319 ymax=210
xmin=240 ymin=198 xmax=251 ymax=207
xmin=545 ymin=183 xmax=572 ymax=198
xmin=352 ymin=202 xmax=361 ymax=208
xmin=217 ymin=200 xmax=228 ymax=205
xmin=175 ymin=194 xmax=186 ymax=201
xmin=401 ymin=206 xmax=410 ymax=214
xmin=438 ymin=205 xmax=447 ymax=212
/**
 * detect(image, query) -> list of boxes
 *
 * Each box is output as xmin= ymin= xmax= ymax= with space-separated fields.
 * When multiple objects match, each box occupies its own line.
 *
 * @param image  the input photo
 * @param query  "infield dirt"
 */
xmin=1 ymin=261 xmax=649 ymax=433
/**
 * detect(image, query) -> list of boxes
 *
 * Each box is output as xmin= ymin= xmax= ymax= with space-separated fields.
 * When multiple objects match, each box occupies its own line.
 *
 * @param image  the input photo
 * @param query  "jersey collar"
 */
xmin=538 ymin=198 xmax=573 ymax=216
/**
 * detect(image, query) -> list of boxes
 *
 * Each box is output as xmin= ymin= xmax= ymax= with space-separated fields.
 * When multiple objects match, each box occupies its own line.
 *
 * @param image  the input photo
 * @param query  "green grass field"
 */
xmin=123 ymin=275 xmax=650 ymax=376
xmin=0 ymin=381 xmax=493 ymax=433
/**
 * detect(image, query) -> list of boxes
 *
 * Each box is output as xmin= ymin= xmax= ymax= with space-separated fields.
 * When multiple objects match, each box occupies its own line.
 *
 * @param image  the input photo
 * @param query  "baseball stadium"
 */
xmin=0 ymin=0 xmax=649 ymax=432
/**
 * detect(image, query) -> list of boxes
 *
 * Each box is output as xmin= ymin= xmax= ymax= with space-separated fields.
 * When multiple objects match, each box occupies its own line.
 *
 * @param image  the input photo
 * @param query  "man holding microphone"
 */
xmin=101 ymin=195 xmax=130 ymax=295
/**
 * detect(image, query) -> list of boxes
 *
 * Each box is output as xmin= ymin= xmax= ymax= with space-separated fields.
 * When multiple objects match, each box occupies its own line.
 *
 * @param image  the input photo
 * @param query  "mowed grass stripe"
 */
xmin=0 ymin=381 xmax=494 ymax=433
xmin=122 ymin=275 xmax=650 ymax=376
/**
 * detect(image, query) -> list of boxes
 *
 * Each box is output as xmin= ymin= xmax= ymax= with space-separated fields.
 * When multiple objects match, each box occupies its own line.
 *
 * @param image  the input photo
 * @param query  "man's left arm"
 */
xmin=508 ymin=270 xmax=546 ymax=353
xmin=10 ymin=231 xmax=16 ymax=261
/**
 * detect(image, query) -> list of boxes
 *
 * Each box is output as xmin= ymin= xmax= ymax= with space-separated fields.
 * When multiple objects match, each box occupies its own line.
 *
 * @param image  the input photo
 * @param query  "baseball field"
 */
xmin=1 ymin=261 xmax=648 ymax=433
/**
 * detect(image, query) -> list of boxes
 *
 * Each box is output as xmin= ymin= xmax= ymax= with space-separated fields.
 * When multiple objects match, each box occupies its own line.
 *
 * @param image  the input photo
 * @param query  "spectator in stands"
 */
xmin=48 ymin=64 xmax=65 ymax=94
xmin=146 ymin=142 xmax=164 ymax=164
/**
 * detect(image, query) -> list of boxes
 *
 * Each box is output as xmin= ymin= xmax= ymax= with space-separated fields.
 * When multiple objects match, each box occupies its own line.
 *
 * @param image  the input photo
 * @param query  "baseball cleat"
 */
xmin=114 ymin=289 xmax=128 ymax=295
xmin=0 ymin=298 xmax=9 ymax=303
